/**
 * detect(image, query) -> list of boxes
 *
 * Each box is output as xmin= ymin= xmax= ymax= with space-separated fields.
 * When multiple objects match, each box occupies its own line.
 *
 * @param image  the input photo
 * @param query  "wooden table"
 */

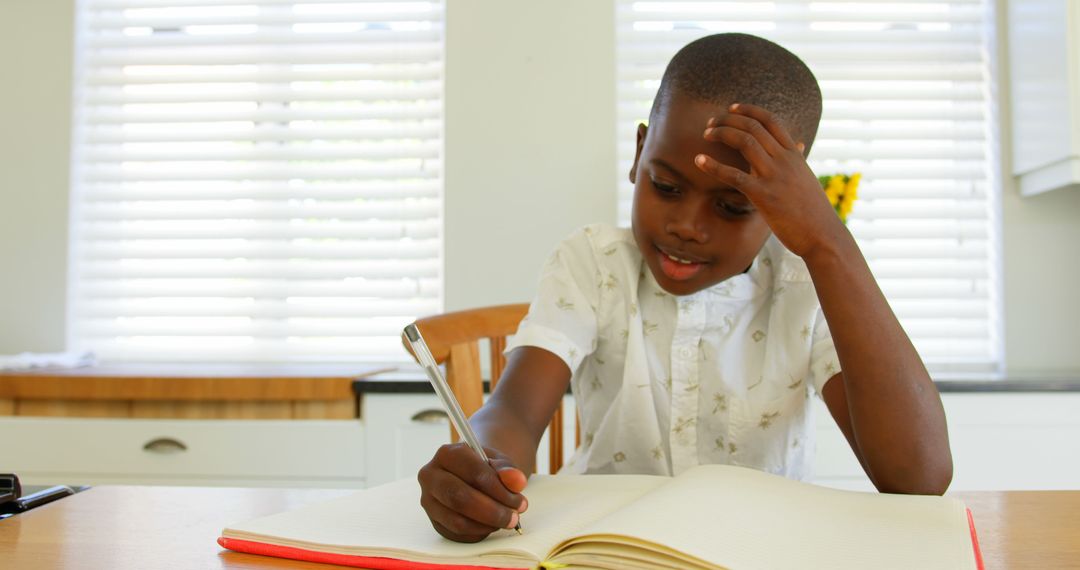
xmin=955 ymin=491 xmax=1080 ymax=569
xmin=0 ymin=486 xmax=1077 ymax=569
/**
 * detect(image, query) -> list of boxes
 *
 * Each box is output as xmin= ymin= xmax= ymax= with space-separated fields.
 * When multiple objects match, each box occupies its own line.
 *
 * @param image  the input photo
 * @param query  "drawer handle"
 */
xmin=411 ymin=409 xmax=449 ymax=423
xmin=143 ymin=437 xmax=188 ymax=454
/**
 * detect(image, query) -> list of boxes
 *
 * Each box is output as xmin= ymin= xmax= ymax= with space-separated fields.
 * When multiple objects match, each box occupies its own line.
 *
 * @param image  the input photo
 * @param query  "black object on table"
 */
xmin=0 ymin=473 xmax=88 ymax=520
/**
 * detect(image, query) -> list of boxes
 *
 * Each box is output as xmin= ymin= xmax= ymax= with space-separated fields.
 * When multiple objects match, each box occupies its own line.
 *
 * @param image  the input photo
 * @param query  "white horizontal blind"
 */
xmin=616 ymin=0 xmax=1001 ymax=375
xmin=69 ymin=0 xmax=444 ymax=363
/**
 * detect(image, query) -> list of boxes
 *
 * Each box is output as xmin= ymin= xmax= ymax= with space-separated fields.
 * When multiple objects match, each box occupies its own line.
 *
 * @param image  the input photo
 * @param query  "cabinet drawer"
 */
xmin=362 ymin=393 xmax=579 ymax=487
xmin=363 ymin=394 xmax=450 ymax=487
xmin=0 ymin=417 xmax=364 ymax=484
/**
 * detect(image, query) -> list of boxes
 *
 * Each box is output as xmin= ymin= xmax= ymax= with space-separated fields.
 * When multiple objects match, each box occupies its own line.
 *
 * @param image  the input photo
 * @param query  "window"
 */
xmin=68 ymin=0 xmax=445 ymax=363
xmin=616 ymin=0 xmax=1002 ymax=376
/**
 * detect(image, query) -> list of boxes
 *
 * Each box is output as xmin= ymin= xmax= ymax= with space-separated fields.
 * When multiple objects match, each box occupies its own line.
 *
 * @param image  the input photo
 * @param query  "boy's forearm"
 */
xmin=804 ymin=232 xmax=953 ymax=494
xmin=466 ymin=346 xmax=572 ymax=476
xmin=469 ymin=400 xmax=545 ymax=475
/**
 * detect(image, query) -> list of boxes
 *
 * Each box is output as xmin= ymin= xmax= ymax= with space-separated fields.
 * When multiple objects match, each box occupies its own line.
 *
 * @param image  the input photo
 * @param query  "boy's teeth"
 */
xmin=666 ymin=253 xmax=695 ymax=265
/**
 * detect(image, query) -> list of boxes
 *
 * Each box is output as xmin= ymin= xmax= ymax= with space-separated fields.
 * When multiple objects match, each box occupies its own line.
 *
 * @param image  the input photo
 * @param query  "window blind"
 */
xmin=616 ymin=0 xmax=1001 ymax=376
xmin=69 ymin=0 xmax=444 ymax=363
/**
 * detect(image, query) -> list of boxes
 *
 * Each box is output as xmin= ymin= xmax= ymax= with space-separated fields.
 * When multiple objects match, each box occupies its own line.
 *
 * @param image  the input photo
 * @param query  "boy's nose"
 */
xmin=665 ymin=200 xmax=710 ymax=244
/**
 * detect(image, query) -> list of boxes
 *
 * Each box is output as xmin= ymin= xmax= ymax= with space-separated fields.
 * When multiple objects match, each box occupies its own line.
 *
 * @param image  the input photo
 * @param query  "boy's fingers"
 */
xmin=728 ymin=103 xmax=798 ymax=150
xmin=431 ymin=520 xmax=488 ymax=544
xmin=702 ymin=125 xmax=773 ymax=177
xmin=423 ymin=498 xmax=500 ymax=543
xmin=486 ymin=450 xmax=529 ymax=495
xmin=424 ymin=467 xmax=521 ymax=531
xmin=706 ymin=112 xmax=783 ymax=157
xmin=695 ymin=154 xmax=763 ymax=199
xmin=437 ymin=445 xmax=526 ymax=511
xmin=495 ymin=466 xmax=528 ymax=499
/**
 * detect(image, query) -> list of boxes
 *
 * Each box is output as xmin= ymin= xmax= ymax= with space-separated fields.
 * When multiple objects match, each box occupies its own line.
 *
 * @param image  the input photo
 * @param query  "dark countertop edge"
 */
xmin=353 ymin=376 xmax=1080 ymax=395
xmin=933 ymin=379 xmax=1080 ymax=392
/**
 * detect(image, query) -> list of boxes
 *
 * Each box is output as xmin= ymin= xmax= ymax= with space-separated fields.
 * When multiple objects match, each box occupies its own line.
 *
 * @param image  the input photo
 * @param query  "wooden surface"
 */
xmin=956 ymin=491 xmax=1080 ymax=569
xmin=0 ymin=364 xmax=392 ymax=400
xmin=0 ymin=363 xmax=392 ymax=419
xmin=0 ymin=486 xmax=353 ymax=569
xmin=0 ymin=485 xmax=1076 ymax=569
xmin=407 ymin=304 xmax=529 ymax=364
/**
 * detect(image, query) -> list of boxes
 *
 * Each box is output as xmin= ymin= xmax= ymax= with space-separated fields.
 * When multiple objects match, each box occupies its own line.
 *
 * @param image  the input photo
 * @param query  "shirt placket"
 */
xmin=669 ymin=295 xmax=705 ymax=475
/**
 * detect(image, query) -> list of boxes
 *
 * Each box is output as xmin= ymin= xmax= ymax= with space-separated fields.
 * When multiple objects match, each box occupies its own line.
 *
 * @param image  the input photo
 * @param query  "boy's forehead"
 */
xmin=647 ymin=92 xmax=801 ymax=155
xmin=646 ymin=96 xmax=727 ymax=150
xmin=645 ymin=95 xmax=751 ymax=175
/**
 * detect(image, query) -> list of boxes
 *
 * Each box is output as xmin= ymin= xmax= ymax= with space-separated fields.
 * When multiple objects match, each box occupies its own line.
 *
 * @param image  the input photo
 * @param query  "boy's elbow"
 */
xmin=884 ymin=467 xmax=952 ymax=496
xmin=927 ymin=457 xmax=954 ymax=495
xmin=875 ymin=454 xmax=953 ymax=496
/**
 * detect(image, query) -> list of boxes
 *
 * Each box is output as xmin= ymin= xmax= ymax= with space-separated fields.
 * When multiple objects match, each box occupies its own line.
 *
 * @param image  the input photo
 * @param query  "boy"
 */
xmin=418 ymin=33 xmax=952 ymax=543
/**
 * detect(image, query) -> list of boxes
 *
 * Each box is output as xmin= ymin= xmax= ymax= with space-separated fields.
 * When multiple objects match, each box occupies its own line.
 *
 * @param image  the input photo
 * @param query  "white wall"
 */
xmin=0 ymin=0 xmax=1077 ymax=378
xmin=445 ymin=0 xmax=616 ymax=311
xmin=0 ymin=0 xmax=74 ymax=352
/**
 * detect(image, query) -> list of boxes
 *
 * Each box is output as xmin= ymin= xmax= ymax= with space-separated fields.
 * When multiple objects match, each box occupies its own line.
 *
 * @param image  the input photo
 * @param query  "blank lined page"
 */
xmin=572 ymin=465 xmax=977 ymax=570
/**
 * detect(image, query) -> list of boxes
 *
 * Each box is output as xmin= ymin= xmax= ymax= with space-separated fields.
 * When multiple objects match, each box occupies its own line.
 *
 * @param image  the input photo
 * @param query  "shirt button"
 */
xmin=679 ymin=347 xmax=692 ymax=358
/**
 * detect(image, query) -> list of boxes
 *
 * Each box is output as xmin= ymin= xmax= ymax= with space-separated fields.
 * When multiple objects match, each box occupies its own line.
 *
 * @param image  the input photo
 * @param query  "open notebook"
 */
xmin=219 ymin=464 xmax=983 ymax=570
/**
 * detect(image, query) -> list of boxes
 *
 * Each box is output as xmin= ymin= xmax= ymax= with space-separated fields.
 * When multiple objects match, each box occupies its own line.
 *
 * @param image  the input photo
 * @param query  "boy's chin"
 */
xmin=647 ymin=266 xmax=718 ymax=297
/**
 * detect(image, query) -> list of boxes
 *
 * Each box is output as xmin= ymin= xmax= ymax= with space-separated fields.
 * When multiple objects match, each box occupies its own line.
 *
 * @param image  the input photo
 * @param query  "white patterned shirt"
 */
xmin=505 ymin=224 xmax=841 ymax=480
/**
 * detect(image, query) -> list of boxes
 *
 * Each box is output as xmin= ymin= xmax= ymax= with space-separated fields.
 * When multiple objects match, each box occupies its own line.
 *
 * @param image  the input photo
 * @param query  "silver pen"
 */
xmin=403 ymin=323 xmax=523 ymax=535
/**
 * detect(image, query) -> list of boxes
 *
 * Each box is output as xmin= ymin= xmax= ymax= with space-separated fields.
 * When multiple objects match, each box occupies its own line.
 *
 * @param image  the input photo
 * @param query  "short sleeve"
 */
xmin=808 ymin=307 xmax=842 ymax=397
xmin=505 ymin=228 xmax=600 ymax=373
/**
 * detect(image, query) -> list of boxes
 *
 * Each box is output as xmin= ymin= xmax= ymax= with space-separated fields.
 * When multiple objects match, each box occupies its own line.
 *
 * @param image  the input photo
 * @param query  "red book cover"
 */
xmin=967 ymin=508 xmax=985 ymax=570
xmin=218 ymin=536 xmax=526 ymax=570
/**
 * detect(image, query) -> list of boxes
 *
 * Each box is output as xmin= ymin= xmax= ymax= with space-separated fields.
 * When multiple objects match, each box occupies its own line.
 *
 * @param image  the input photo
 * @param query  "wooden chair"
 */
xmin=404 ymin=303 xmax=571 ymax=474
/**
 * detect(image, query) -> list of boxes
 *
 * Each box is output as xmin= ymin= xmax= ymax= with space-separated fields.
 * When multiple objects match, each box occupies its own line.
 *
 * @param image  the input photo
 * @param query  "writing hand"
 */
xmin=417 ymin=443 xmax=528 ymax=543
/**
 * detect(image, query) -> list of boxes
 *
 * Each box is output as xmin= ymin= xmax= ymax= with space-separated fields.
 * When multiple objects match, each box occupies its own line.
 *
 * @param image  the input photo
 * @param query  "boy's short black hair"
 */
xmin=651 ymin=33 xmax=823 ymax=149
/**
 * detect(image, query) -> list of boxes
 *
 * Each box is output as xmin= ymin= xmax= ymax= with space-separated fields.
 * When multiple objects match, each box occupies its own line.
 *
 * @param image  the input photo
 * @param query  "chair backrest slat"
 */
xmin=489 ymin=335 xmax=507 ymax=391
xmin=409 ymin=304 xmax=527 ymax=364
xmin=407 ymin=303 xmax=573 ymax=474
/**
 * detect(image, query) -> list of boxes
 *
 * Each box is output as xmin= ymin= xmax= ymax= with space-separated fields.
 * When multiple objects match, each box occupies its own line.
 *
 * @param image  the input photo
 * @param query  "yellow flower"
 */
xmin=838 ymin=194 xmax=855 ymax=221
xmin=838 ymin=174 xmax=861 ymax=221
xmin=846 ymin=173 xmax=861 ymax=198
xmin=819 ymin=172 xmax=861 ymax=224
xmin=824 ymin=175 xmax=843 ymax=207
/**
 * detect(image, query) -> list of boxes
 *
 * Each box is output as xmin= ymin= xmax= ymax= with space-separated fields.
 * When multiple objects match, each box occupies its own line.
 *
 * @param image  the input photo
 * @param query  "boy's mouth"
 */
xmin=656 ymin=245 xmax=707 ymax=281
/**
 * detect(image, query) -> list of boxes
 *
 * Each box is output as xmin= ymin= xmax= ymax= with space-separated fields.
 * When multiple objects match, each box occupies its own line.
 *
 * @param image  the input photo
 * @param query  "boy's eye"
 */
xmin=718 ymin=200 xmax=752 ymax=216
xmin=650 ymin=178 xmax=679 ymax=195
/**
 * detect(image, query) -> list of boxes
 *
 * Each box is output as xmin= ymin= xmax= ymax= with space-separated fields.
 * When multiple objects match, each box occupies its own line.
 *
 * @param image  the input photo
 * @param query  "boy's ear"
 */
xmin=629 ymin=123 xmax=648 ymax=183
